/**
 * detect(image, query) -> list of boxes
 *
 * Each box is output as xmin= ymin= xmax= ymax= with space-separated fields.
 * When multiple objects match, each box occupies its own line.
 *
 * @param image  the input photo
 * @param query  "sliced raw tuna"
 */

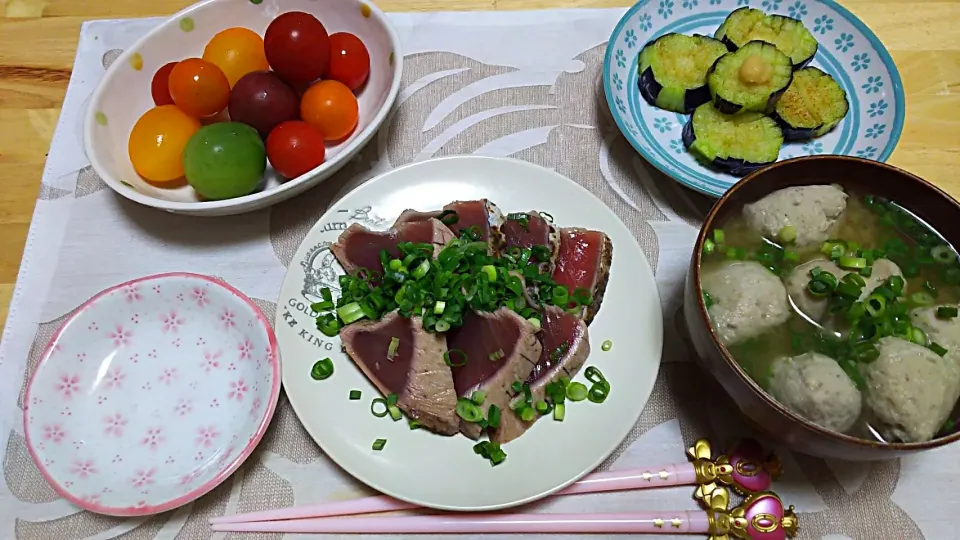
xmin=501 ymin=211 xmax=560 ymax=270
xmin=331 ymin=218 xmax=455 ymax=276
xmin=339 ymin=311 xmax=460 ymax=435
xmin=550 ymin=228 xmax=613 ymax=324
xmin=392 ymin=200 xmax=505 ymax=254
xmin=446 ymin=307 xmax=541 ymax=439
xmin=392 ymin=209 xmax=441 ymax=227
xmin=493 ymin=306 xmax=590 ymax=444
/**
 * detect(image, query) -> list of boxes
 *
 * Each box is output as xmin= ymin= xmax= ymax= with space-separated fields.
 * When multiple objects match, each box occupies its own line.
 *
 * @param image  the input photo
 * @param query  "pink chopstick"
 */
xmin=211 ymin=438 xmax=778 ymax=525
xmin=209 ymin=489 xmax=798 ymax=537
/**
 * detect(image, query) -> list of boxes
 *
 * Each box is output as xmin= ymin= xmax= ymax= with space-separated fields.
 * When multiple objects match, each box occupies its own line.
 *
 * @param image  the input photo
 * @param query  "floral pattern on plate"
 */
xmin=603 ymin=0 xmax=904 ymax=197
xmin=22 ymin=273 xmax=280 ymax=516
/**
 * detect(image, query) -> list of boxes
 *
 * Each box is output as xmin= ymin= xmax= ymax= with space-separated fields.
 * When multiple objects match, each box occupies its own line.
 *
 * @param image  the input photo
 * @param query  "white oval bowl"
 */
xmin=83 ymin=0 xmax=402 ymax=217
xmin=23 ymin=273 xmax=281 ymax=516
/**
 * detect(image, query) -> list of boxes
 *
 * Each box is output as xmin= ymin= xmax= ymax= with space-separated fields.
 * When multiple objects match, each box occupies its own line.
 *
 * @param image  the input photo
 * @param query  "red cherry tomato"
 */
xmin=327 ymin=33 xmax=370 ymax=91
xmin=264 ymin=11 xmax=330 ymax=86
xmin=168 ymin=58 xmax=231 ymax=118
xmin=266 ymin=121 xmax=326 ymax=178
xmin=150 ymin=62 xmax=178 ymax=106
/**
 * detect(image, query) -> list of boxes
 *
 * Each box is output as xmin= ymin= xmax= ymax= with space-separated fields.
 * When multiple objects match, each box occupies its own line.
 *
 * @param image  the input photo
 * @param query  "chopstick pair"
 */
xmin=210 ymin=439 xmax=794 ymax=538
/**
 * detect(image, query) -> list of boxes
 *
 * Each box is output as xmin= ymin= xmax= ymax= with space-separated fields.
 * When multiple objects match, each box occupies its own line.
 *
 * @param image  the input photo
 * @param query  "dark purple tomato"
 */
xmin=228 ymin=71 xmax=300 ymax=137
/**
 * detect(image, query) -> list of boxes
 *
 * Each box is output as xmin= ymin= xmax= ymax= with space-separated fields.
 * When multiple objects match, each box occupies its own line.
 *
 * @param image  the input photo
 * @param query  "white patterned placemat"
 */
xmin=0 ymin=8 xmax=956 ymax=540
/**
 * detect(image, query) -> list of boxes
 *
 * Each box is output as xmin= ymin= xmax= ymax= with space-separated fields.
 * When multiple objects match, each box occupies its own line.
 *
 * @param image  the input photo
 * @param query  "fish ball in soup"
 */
xmin=911 ymin=304 xmax=960 ymax=357
xmin=784 ymin=259 xmax=843 ymax=321
xmin=742 ymin=185 xmax=847 ymax=247
xmin=861 ymin=337 xmax=960 ymax=443
xmin=859 ymin=259 xmax=903 ymax=301
xmin=701 ymin=260 xmax=790 ymax=346
xmin=768 ymin=352 xmax=862 ymax=432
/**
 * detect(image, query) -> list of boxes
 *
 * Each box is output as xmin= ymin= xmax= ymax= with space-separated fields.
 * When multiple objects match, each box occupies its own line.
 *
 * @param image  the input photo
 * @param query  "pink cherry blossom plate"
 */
xmin=22 ymin=272 xmax=280 ymax=516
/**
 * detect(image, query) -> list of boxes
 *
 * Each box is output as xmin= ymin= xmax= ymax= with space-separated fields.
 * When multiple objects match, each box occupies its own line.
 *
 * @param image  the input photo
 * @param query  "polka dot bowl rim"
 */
xmin=22 ymin=273 xmax=281 ymax=516
xmin=82 ymin=0 xmax=403 ymax=217
xmin=602 ymin=0 xmax=905 ymax=198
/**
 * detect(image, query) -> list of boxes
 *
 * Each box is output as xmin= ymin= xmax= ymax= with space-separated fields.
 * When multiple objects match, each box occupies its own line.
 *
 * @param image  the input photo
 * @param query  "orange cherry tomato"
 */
xmin=202 ymin=27 xmax=269 ymax=88
xmin=300 ymin=80 xmax=359 ymax=142
xmin=128 ymin=105 xmax=201 ymax=183
xmin=168 ymin=58 xmax=231 ymax=118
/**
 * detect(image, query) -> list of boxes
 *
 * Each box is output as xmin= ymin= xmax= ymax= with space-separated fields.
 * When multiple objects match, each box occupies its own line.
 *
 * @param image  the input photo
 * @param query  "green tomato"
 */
xmin=183 ymin=122 xmax=266 ymax=200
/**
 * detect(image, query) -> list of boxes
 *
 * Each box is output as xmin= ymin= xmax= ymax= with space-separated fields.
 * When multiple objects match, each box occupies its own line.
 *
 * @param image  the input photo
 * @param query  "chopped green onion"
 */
xmin=910 ymin=326 xmax=928 ymax=345
xmin=535 ymin=400 xmax=550 ymax=414
xmin=456 ymin=398 xmax=484 ymax=423
xmin=703 ymin=290 xmax=714 ymax=308
xmin=553 ymin=403 xmax=566 ymax=421
xmin=411 ymin=260 xmax=431 ymax=279
xmin=520 ymin=406 xmax=536 ymax=422
xmin=488 ymin=349 xmax=505 ymax=361
xmin=349 ymin=390 xmax=361 ymax=400
xmin=778 ymin=225 xmax=797 ymax=244
xmin=487 ymin=405 xmax=501 ymax=429
xmin=527 ymin=317 xmax=541 ymax=330
xmin=552 ymin=286 xmax=570 ymax=306
xmin=435 ymin=320 xmax=451 ymax=332
xmin=473 ymin=441 xmax=489 ymax=455
xmin=310 ymin=358 xmax=334 ymax=380
xmin=726 ymin=247 xmax=746 ymax=260
xmin=471 ymin=391 xmax=486 ymax=405
xmin=311 ymin=300 xmax=335 ymax=312
xmin=337 ymin=302 xmax=366 ymax=324
xmin=860 ymin=266 xmax=873 ymax=278
xmin=388 ymin=405 xmax=402 ymax=421
xmin=938 ymin=306 xmax=959 ymax=319
xmin=931 ymin=245 xmax=957 ymax=264
xmin=930 ymin=342 xmax=949 ymax=357
xmin=370 ymin=398 xmax=388 ymax=418
xmin=783 ymin=250 xmax=799 ymax=264
xmin=821 ymin=241 xmax=845 ymax=256
xmin=434 ymin=301 xmax=446 ymax=314
xmin=317 ymin=314 xmax=341 ymax=337
xmin=703 ymin=238 xmax=716 ymax=256
xmin=372 ymin=438 xmax=387 ymax=451
xmin=444 ymin=349 xmax=468 ymax=367
xmin=584 ymin=366 xmax=605 ymax=385
xmin=566 ymin=382 xmax=589 ymax=402
xmin=387 ymin=336 xmax=400 ymax=361
xmin=838 ymin=256 xmax=867 ymax=269
xmin=408 ymin=419 xmax=421 ymax=430
xmin=587 ymin=383 xmax=610 ymax=403
xmin=386 ymin=393 xmax=399 ymax=405
xmin=807 ymin=279 xmax=832 ymax=297
xmin=713 ymin=229 xmax=725 ymax=244
xmin=511 ymin=381 xmax=523 ymax=393
xmin=910 ymin=292 xmax=936 ymax=306
xmin=601 ymin=340 xmax=613 ymax=352
xmin=865 ymin=294 xmax=887 ymax=318
xmin=437 ymin=210 xmax=459 ymax=226
xmin=481 ymin=265 xmax=497 ymax=282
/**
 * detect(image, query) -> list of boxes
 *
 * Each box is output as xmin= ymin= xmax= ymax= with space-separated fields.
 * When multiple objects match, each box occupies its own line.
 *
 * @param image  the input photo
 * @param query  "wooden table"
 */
xmin=1 ymin=0 xmax=958 ymax=332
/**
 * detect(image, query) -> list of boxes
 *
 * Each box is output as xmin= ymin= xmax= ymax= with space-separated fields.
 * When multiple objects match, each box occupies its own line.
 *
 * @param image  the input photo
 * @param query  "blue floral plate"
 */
xmin=603 ymin=0 xmax=904 ymax=198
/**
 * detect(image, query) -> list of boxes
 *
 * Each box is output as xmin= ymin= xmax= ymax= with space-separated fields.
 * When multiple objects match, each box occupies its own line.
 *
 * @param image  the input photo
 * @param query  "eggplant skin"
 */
xmin=682 ymin=120 xmax=770 ymax=176
xmin=682 ymin=104 xmax=782 ymax=177
xmin=638 ymin=67 xmax=712 ymax=114
xmin=771 ymin=67 xmax=850 ymax=141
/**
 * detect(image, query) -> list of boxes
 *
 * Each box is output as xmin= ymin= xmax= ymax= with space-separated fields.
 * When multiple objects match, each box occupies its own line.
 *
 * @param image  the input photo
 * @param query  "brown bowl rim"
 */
xmin=693 ymin=155 xmax=960 ymax=451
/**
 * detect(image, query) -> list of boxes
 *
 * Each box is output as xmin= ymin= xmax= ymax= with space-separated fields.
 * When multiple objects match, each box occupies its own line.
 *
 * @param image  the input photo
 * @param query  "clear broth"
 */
xmin=702 ymin=189 xmax=960 ymax=441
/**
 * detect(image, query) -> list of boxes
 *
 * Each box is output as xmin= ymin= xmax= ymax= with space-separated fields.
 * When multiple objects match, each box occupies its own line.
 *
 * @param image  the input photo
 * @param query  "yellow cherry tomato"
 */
xmin=128 ymin=105 xmax=201 ymax=183
xmin=202 ymin=27 xmax=270 ymax=88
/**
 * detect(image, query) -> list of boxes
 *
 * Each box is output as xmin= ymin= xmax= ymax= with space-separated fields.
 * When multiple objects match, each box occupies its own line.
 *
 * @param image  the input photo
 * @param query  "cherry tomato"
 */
xmin=202 ymin=27 xmax=269 ymax=88
xmin=327 ymin=33 xmax=370 ymax=91
xmin=300 ymin=80 xmax=359 ymax=142
xmin=168 ymin=58 xmax=231 ymax=118
xmin=128 ymin=105 xmax=201 ymax=183
xmin=264 ymin=11 xmax=330 ymax=86
xmin=150 ymin=62 xmax=178 ymax=106
xmin=266 ymin=121 xmax=326 ymax=178
xmin=183 ymin=122 xmax=266 ymax=200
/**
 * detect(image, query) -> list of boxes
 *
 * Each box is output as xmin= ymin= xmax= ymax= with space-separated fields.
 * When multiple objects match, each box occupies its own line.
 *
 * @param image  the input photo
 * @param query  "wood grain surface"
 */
xmin=1 ymin=0 xmax=958 ymax=333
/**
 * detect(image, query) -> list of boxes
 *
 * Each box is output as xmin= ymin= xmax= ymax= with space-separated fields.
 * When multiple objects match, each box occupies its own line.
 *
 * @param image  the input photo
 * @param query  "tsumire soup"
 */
xmin=700 ymin=184 xmax=960 ymax=443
